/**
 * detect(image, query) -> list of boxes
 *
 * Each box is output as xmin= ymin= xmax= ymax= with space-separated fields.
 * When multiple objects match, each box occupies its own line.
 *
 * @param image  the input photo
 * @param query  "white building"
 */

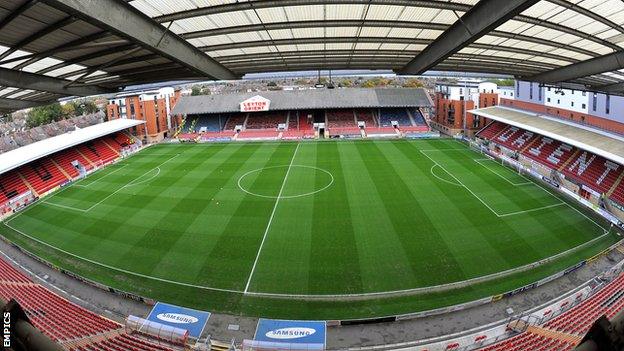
xmin=435 ymin=80 xmax=500 ymax=108
xmin=544 ymin=86 xmax=589 ymax=114
xmin=498 ymin=86 xmax=515 ymax=100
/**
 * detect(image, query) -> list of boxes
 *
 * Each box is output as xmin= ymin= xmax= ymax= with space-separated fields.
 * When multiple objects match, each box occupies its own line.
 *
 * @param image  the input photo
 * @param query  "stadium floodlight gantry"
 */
xmin=3 ymin=0 xmax=624 ymax=113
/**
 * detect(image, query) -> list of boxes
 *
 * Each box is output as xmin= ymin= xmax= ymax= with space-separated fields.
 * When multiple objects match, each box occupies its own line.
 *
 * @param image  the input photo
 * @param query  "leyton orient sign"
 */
xmin=240 ymin=95 xmax=271 ymax=112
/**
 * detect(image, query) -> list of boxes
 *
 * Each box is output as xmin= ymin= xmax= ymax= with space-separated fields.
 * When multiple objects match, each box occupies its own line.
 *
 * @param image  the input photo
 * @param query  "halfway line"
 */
xmin=244 ymin=142 xmax=300 ymax=293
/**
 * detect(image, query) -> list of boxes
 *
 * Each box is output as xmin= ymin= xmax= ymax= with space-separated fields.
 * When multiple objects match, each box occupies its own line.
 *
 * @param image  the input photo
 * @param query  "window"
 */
xmin=606 ymin=94 xmax=611 ymax=114
xmin=571 ymin=89 xmax=575 ymax=94
xmin=557 ymin=99 xmax=560 ymax=104
xmin=548 ymin=87 xmax=551 ymax=91
xmin=592 ymin=93 xmax=597 ymax=111
xmin=129 ymin=104 xmax=135 ymax=116
xmin=538 ymin=85 xmax=542 ymax=101
xmin=571 ymin=101 xmax=574 ymax=107
xmin=547 ymin=98 xmax=551 ymax=103
xmin=516 ymin=82 xmax=520 ymax=97
xmin=582 ymin=91 xmax=586 ymax=96
xmin=582 ymin=103 xmax=586 ymax=109
xmin=492 ymin=98 xmax=495 ymax=105
xmin=511 ymin=92 xmax=513 ymax=97
xmin=530 ymin=82 xmax=533 ymax=99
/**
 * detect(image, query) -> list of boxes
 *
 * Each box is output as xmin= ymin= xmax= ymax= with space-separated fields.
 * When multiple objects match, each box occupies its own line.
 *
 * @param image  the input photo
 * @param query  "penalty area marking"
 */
xmin=420 ymin=150 xmax=565 ymax=218
xmin=74 ymin=164 xmax=129 ymax=188
xmin=237 ymin=165 xmax=334 ymax=199
xmin=42 ymin=154 xmax=179 ymax=213
xmin=429 ymin=165 xmax=461 ymax=187
xmin=473 ymin=158 xmax=532 ymax=186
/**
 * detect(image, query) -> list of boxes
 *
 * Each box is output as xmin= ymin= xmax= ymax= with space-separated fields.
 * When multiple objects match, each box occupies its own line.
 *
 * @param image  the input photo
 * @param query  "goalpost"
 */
xmin=500 ymin=156 xmax=525 ymax=176
xmin=469 ymin=139 xmax=485 ymax=154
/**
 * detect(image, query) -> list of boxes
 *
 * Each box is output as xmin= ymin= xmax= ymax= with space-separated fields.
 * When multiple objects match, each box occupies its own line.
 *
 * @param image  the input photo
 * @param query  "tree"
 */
xmin=191 ymin=86 xmax=202 ymax=96
xmin=61 ymin=103 xmax=76 ymax=118
xmin=492 ymin=78 xmax=515 ymax=86
xmin=340 ymin=79 xmax=354 ymax=87
xmin=27 ymin=103 xmax=63 ymax=128
xmin=402 ymin=78 xmax=424 ymax=88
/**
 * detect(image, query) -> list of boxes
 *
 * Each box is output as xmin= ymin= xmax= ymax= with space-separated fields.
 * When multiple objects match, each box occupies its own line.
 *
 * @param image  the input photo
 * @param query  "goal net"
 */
xmin=469 ymin=140 xmax=485 ymax=154
xmin=500 ymin=156 xmax=525 ymax=175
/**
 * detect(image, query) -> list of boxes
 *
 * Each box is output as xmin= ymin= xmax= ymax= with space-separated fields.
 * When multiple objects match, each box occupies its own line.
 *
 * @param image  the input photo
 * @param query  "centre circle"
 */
xmin=237 ymin=165 xmax=334 ymax=199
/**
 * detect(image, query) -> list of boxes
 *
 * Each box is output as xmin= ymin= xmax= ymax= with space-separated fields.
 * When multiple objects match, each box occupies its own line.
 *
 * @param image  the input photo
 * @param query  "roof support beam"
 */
xmin=0 ymin=97 xmax=51 ymax=111
xmin=0 ymin=16 xmax=76 ymax=61
xmin=546 ymin=0 xmax=624 ymax=34
xmin=42 ymin=0 xmax=237 ymax=80
xmin=181 ymin=20 xmax=447 ymax=39
xmin=0 ymin=67 xmax=113 ymax=96
xmin=200 ymin=37 xmax=430 ymax=52
xmin=182 ymin=19 xmax=592 ymax=58
xmin=155 ymin=0 xmax=470 ymax=22
xmin=524 ymin=51 xmax=624 ymax=84
xmin=398 ymin=0 xmax=541 ymax=75
xmin=0 ymin=32 xmax=111 ymax=67
xmin=591 ymin=81 xmax=624 ymax=94
xmin=202 ymin=37 xmax=575 ymax=64
xmin=157 ymin=0 xmax=615 ymax=52
xmin=0 ymin=0 xmax=39 ymax=31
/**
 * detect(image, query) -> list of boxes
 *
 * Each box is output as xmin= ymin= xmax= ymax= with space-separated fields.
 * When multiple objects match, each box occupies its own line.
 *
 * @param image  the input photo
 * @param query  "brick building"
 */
xmin=432 ymin=80 xmax=499 ymax=136
xmin=106 ymin=87 xmax=181 ymax=142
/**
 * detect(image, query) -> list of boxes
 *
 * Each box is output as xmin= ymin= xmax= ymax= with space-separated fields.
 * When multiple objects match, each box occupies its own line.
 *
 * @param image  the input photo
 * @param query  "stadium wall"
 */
xmin=500 ymin=97 xmax=624 ymax=135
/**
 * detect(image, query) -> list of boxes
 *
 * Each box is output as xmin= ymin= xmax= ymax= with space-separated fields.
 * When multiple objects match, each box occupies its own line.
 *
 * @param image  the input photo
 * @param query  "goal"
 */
xmin=469 ymin=140 xmax=486 ymax=154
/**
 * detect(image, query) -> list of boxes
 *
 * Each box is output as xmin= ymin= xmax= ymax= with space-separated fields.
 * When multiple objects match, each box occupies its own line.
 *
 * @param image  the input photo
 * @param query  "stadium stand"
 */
xmin=543 ymin=275 xmax=624 ymax=335
xmin=281 ymin=129 xmax=305 ymax=140
xmin=296 ymin=112 xmax=314 ymax=132
xmin=477 ymin=121 xmax=624 ymax=204
xmin=177 ymin=133 xmax=199 ymax=141
xmin=19 ymin=158 xmax=69 ymax=195
xmin=524 ymin=136 xmax=574 ymax=169
xmin=480 ymin=332 xmax=574 ymax=351
xmin=200 ymin=131 xmax=234 ymax=141
xmin=477 ymin=273 xmax=624 ymax=350
xmin=0 ymin=172 xmax=28 ymax=205
xmin=355 ymin=109 xmax=377 ymax=127
xmin=245 ymin=111 xmax=287 ymax=129
xmin=237 ymin=129 xmax=279 ymax=139
xmin=185 ymin=114 xmax=224 ymax=133
xmin=327 ymin=110 xmax=357 ymax=128
xmin=224 ymin=114 xmax=247 ymax=130
xmin=409 ymin=108 xmax=428 ymax=126
xmin=0 ymin=256 xmax=177 ymax=351
xmin=0 ymin=133 xmax=126 ymax=211
xmin=379 ymin=108 xmax=413 ymax=127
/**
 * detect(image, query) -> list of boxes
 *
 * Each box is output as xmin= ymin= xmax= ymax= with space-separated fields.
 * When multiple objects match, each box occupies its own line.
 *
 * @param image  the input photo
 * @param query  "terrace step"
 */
xmin=608 ymin=170 xmax=624 ymax=197
xmin=50 ymin=158 xmax=72 ymax=180
xmin=558 ymin=149 xmax=581 ymax=172
xmin=76 ymin=148 xmax=97 ymax=168
xmin=102 ymin=139 xmax=121 ymax=156
xmin=527 ymin=325 xmax=581 ymax=344
xmin=17 ymin=172 xmax=38 ymax=197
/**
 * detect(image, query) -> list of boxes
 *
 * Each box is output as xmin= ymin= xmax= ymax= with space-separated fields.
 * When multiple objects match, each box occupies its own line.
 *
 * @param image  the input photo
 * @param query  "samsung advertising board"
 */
xmin=145 ymin=302 xmax=210 ymax=338
xmin=255 ymin=319 xmax=326 ymax=349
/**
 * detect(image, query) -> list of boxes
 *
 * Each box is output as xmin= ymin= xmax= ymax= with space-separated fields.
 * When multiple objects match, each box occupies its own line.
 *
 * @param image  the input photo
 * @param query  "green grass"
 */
xmin=0 ymin=139 xmax=618 ymax=319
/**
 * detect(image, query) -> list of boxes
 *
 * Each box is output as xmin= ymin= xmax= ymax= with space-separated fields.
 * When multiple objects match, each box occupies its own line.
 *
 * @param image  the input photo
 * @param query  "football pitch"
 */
xmin=0 ymin=139 xmax=619 ymax=319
